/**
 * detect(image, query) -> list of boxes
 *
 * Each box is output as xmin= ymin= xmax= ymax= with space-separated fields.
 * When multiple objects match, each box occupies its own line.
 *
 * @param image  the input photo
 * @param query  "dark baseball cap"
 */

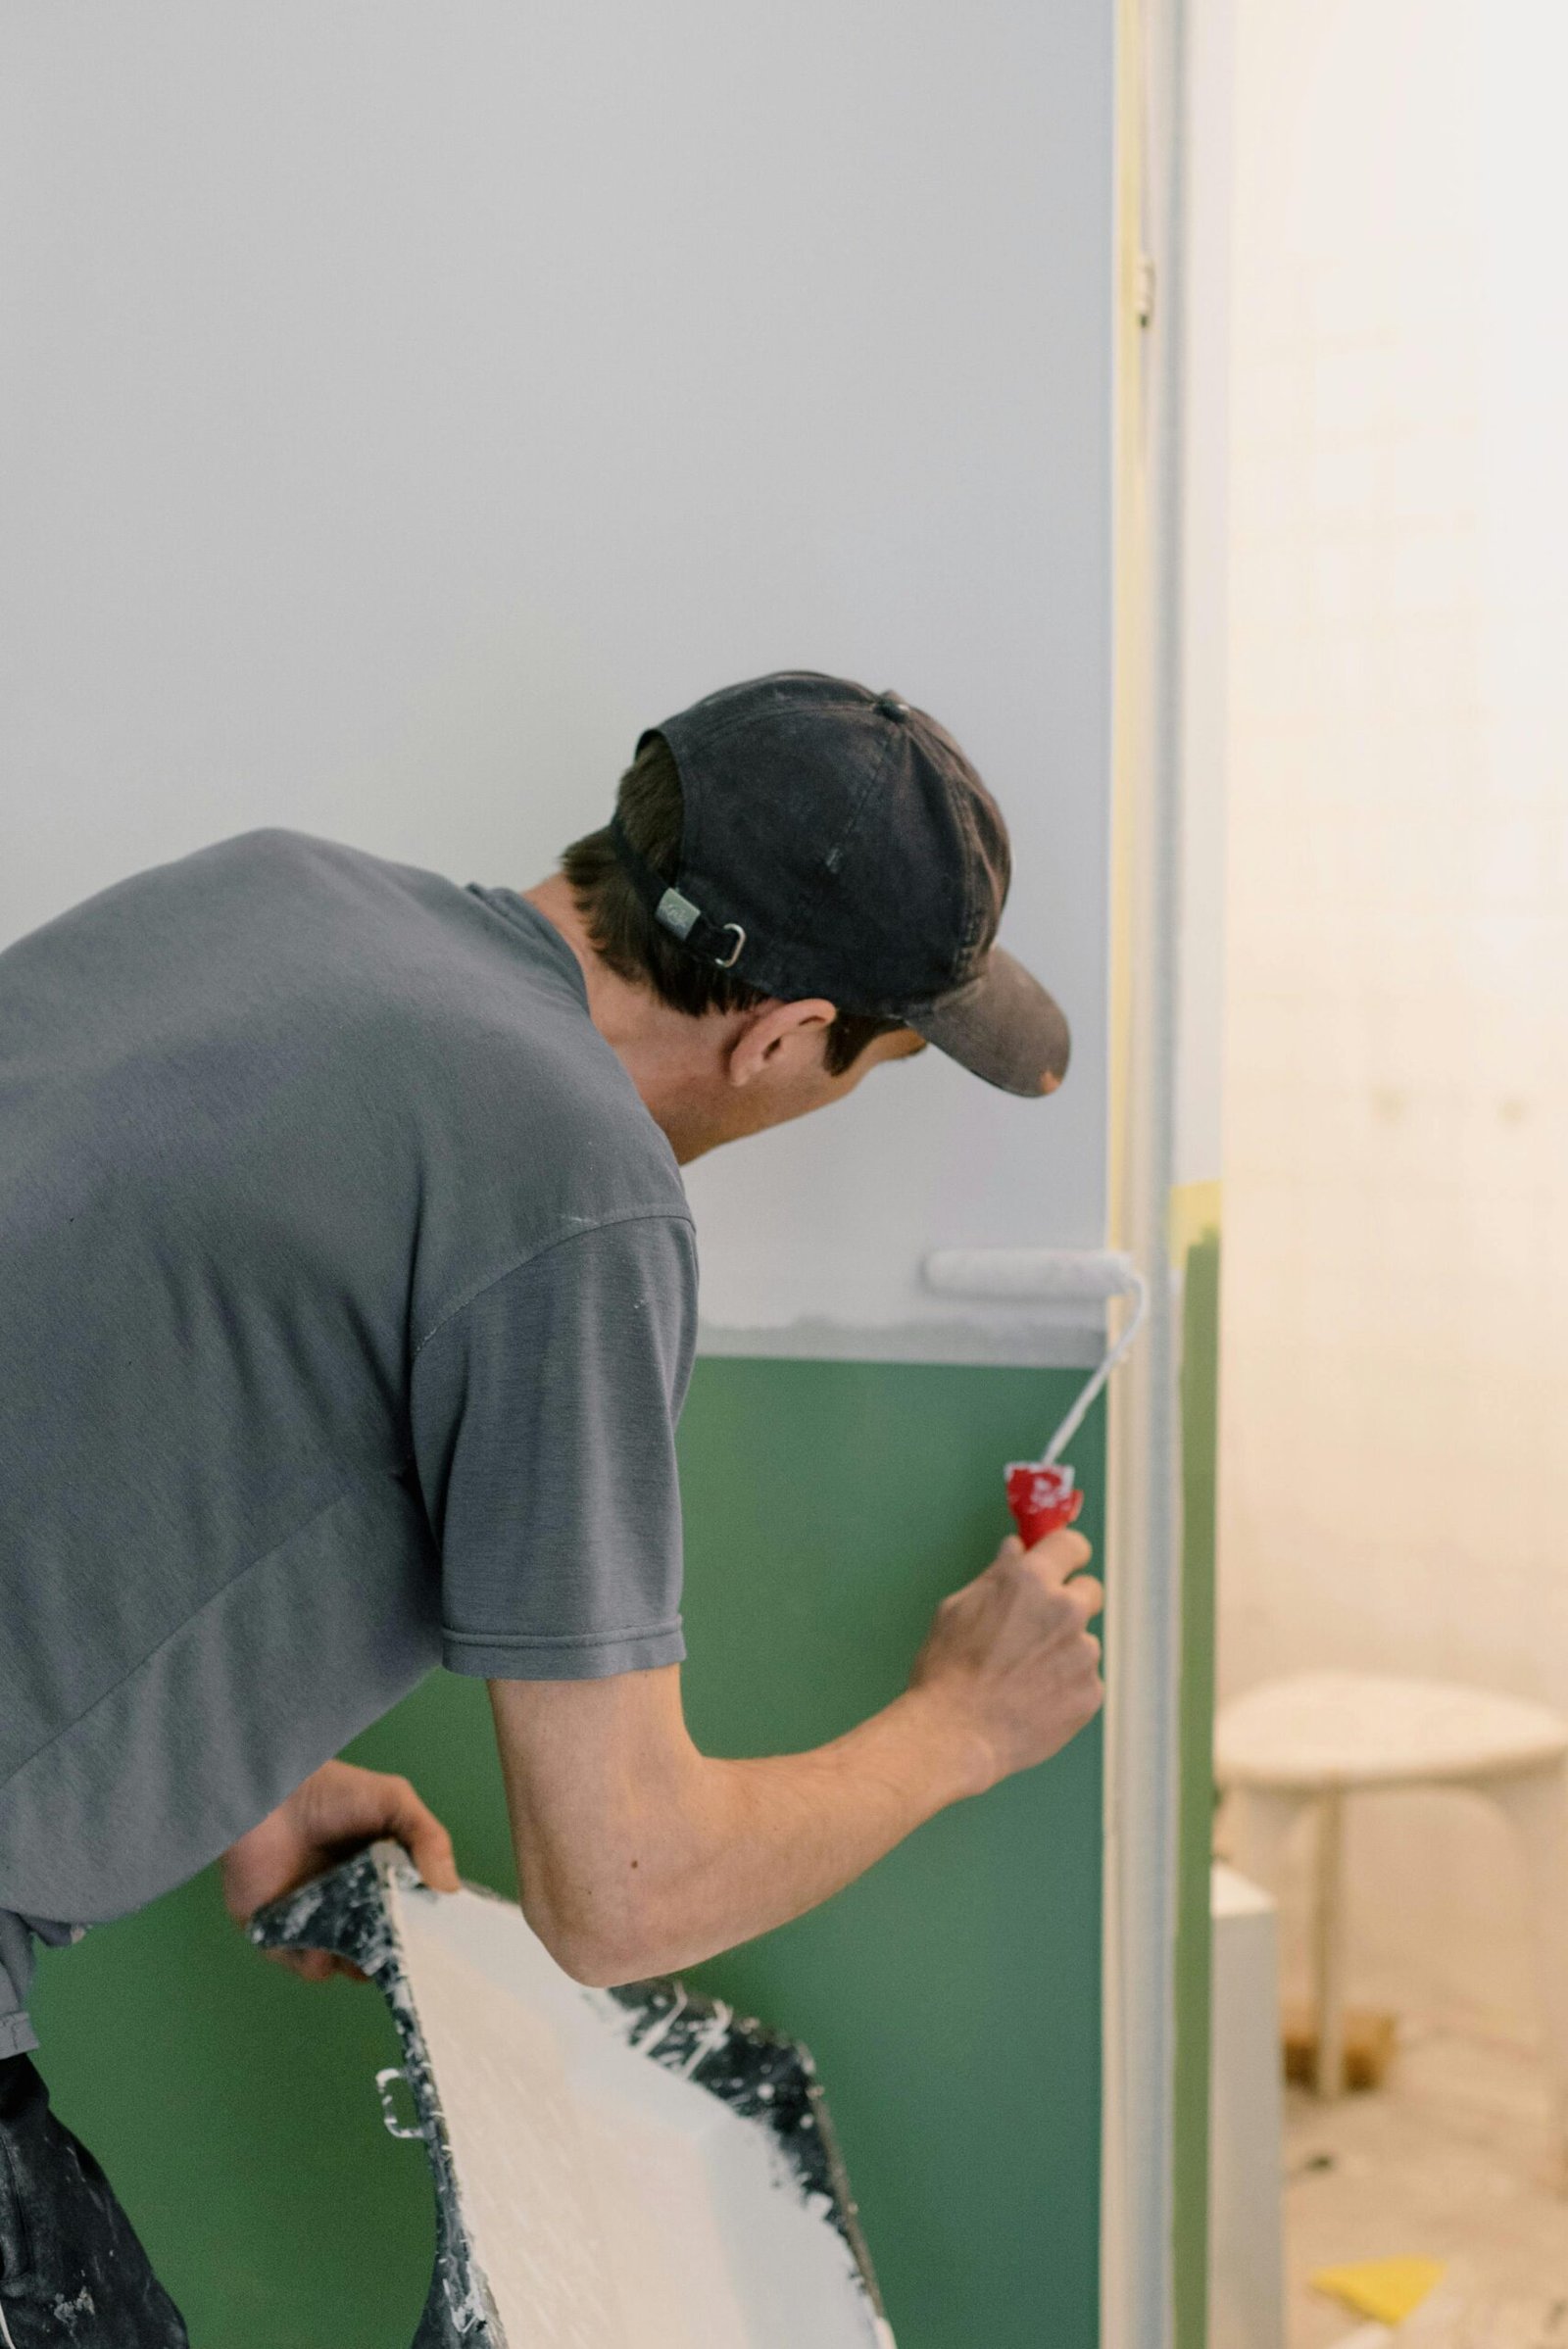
xmin=609 ymin=670 xmax=1069 ymax=1098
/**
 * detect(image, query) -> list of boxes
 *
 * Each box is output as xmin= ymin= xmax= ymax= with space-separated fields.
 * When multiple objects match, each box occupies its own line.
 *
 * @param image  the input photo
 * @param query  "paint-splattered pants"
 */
xmin=0 ymin=2057 xmax=188 ymax=2347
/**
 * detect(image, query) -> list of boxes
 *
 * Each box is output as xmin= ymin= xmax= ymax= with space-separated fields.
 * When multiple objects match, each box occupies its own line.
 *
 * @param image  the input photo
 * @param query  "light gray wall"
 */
xmin=3 ymin=1 xmax=1116 ymax=1359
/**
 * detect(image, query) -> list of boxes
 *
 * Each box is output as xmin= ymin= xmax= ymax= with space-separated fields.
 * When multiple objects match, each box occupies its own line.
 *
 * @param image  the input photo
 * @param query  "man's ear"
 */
xmin=727 ymin=999 xmax=838 ymax=1088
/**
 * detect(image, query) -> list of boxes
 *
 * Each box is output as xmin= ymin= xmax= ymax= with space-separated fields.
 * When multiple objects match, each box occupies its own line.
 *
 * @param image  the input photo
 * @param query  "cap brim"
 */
xmin=907 ymin=949 xmax=1071 ymax=1098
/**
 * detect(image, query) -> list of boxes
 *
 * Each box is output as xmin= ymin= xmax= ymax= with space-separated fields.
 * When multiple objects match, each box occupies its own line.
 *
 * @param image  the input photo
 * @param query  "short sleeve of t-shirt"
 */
xmin=409 ymin=1211 xmax=699 ymax=1679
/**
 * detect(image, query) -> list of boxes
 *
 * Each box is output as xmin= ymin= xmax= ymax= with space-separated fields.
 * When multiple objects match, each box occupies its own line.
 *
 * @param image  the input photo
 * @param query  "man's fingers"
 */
xmin=1021 ymin=1527 xmax=1094 ymax=1583
xmin=268 ymin=1946 xmax=339 ymax=1983
xmin=297 ymin=1760 xmax=461 ymax=1890
xmin=382 ymin=1777 xmax=461 ymax=1893
xmin=1068 ymin=1575 xmax=1105 ymax=1623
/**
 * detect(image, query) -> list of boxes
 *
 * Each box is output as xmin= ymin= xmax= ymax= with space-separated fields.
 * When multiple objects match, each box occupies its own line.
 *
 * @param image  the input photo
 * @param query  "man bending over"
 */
xmin=0 ymin=673 xmax=1101 ymax=2343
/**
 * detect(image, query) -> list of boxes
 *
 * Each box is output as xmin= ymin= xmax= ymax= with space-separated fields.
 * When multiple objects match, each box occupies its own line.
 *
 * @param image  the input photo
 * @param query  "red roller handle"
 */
xmin=1004 ymin=1460 xmax=1084 ymax=1548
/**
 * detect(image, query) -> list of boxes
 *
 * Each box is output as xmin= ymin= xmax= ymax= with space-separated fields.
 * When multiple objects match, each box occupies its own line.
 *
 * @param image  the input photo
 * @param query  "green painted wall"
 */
xmin=1172 ymin=1229 xmax=1222 ymax=2349
xmin=28 ymin=1357 xmax=1104 ymax=2347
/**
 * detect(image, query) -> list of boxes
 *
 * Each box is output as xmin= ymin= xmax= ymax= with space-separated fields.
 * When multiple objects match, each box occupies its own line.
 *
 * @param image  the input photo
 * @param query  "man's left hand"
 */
xmin=220 ymin=1760 xmax=460 ymax=1982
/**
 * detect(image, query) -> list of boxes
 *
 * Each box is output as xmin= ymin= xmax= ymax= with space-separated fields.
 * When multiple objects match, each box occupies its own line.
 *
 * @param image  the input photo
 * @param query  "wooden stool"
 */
xmin=1215 ymin=1670 xmax=1568 ymax=2143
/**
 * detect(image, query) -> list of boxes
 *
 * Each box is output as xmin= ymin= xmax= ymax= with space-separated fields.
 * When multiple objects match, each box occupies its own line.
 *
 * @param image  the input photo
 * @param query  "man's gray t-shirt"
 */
xmin=0 ymin=830 xmax=697 ymax=2055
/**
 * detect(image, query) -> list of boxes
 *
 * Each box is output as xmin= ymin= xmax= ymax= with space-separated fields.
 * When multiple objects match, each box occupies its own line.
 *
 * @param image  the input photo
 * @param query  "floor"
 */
xmin=1285 ymin=2019 xmax=1568 ymax=2345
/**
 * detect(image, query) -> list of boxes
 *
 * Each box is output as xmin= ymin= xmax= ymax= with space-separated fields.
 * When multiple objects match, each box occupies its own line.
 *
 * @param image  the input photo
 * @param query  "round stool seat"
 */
xmin=1216 ymin=1670 xmax=1568 ymax=1794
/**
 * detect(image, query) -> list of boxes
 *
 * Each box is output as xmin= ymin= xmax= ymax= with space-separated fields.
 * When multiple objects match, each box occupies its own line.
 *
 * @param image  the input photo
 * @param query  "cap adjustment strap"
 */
xmin=609 ymin=812 xmax=748 ymax=971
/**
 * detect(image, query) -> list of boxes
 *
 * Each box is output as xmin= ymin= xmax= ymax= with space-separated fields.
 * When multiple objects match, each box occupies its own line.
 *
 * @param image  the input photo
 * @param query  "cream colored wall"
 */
xmin=1216 ymin=0 xmax=1568 ymax=2031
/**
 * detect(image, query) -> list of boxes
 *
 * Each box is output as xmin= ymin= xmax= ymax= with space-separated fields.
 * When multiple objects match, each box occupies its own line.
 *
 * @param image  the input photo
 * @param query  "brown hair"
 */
xmin=561 ymin=735 xmax=905 ymax=1077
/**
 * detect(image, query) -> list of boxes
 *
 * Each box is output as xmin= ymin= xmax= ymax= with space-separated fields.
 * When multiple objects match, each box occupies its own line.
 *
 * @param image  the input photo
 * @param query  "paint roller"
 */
xmin=922 ymin=1249 xmax=1149 ymax=1544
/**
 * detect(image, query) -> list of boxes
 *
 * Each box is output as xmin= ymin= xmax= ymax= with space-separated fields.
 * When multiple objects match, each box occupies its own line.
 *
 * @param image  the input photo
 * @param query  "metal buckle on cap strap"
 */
xmin=654 ymin=887 xmax=746 ymax=969
xmin=612 ymin=816 xmax=748 ymax=972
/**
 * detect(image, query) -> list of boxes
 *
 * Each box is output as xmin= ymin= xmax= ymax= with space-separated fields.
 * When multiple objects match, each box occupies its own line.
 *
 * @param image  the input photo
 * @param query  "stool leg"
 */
xmin=1312 ymin=1790 xmax=1348 ymax=2100
xmin=1490 ymin=1762 xmax=1568 ymax=2166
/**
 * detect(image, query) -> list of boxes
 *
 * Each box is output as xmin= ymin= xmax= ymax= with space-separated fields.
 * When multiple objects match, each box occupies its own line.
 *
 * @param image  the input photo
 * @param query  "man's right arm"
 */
xmin=490 ymin=1524 xmax=1102 ymax=1986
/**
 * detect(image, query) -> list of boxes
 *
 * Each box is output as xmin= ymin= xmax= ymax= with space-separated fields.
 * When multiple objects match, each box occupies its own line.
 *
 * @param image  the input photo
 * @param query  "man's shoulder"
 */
xmin=310 ymin=856 xmax=694 ymax=1292
xmin=193 ymin=832 xmax=681 ymax=1195
xmin=172 ymin=826 xmax=465 ymax=936
xmin=406 ymin=1022 xmax=693 ymax=1364
xmin=440 ymin=1015 xmax=691 ymax=1255
xmin=13 ymin=820 xmax=689 ymax=1226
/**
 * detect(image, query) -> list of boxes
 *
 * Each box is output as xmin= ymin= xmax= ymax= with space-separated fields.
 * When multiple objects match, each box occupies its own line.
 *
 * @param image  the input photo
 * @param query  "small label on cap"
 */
xmin=656 ymin=888 xmax=701 ymax=941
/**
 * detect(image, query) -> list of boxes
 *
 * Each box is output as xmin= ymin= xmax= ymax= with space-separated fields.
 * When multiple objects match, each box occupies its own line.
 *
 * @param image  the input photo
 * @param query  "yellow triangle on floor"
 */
xmin=1311 ymin=2258 xmax=1446 ymax=2325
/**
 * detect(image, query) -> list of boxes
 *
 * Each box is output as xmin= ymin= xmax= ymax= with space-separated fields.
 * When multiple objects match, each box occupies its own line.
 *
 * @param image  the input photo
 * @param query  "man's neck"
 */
xmin=521 ymin=877 xmax=738 ymax=1160
xmin=521 ymin=876 xmax=635 ymax=1040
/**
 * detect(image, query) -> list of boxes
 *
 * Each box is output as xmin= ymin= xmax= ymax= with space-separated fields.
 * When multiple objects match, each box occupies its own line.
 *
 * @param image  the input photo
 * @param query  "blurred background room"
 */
xmin=1209 ymin=0 xmax=1568 ymax=2335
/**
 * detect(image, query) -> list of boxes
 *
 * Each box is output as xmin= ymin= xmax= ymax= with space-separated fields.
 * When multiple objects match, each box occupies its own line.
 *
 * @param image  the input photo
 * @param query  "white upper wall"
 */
xmin=2 ymin=1 xmax=1116 ymax=1361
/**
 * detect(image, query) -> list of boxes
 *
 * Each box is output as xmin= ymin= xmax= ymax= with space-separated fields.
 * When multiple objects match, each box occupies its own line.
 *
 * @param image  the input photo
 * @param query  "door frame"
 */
xmin=1101 ymin=0 xmax=1234 ymax=2337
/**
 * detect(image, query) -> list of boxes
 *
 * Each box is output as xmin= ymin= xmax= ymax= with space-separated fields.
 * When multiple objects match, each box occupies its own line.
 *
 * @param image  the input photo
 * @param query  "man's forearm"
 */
xmin=492 ymin=1679 xmax=988 ymax=1985
xmin=539 ymin=1690 xmax=981 ymax=1982
xmin=492 ymin=1529 xmax=1102 ymax=1987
